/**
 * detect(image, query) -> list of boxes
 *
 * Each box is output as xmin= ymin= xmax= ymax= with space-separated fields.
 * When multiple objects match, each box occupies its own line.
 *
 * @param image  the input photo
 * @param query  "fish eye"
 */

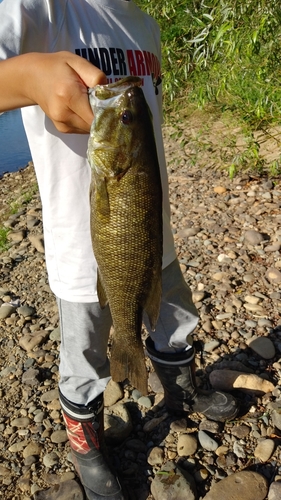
xmin=121 ymin=110 xmax=133 ymax=125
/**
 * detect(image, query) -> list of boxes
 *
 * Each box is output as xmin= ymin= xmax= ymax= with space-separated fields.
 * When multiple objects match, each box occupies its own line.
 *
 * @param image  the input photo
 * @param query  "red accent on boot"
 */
xmin=62 ymin=412 xmax=100 ymax=454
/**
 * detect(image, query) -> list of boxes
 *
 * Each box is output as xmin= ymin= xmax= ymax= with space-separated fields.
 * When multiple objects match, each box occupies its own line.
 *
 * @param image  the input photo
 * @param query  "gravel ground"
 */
xmin=1 ymin=120 xmax=281 ymax=500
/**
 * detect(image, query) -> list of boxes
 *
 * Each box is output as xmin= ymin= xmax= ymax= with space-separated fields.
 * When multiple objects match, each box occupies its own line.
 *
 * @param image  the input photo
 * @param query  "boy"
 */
xmin=0 ymin=1 xmax=238 ymax=499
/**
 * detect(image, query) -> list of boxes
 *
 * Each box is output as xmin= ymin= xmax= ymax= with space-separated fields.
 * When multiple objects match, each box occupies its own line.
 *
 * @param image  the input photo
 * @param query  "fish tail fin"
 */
xmin=110 ymin=337 xmax=148 ymax=396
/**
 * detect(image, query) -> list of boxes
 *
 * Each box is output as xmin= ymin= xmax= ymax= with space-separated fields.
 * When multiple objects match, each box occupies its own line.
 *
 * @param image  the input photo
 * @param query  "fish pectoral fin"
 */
xmin=145 ymin=273 xmax=162 ymax=331
xmin=110 ymin=337 xmax=148 ymax=395
xmin=97 ymin=270 xmax=108 ymax=308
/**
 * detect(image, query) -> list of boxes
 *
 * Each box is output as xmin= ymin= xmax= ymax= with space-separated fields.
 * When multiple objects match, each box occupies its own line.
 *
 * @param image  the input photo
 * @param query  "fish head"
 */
xmin=87 ymin=77 xmax=153 ymax=180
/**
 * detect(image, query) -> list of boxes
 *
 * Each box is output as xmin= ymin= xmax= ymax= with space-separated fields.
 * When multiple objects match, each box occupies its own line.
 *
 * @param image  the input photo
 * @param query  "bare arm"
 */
xmin=0 ymin=51 xmax=106 ymax=134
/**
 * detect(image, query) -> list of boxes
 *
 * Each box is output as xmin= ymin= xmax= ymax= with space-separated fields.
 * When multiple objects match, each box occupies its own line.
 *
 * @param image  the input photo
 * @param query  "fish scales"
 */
xmin=87 ymin=77 xmax=162 ymax=395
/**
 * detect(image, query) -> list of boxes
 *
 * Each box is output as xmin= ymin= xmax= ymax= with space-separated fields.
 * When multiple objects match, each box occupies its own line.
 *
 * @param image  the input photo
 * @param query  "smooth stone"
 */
xmin=204 ymin=340 xmax=220 ymax=353
xmin=40 ymin=389 xmax=60 ymax=403
xmin=177 ymin=434 xmax=198 ymax=456
xmin=34 ymin=480 xmax=84 ymax=500
xmin=17 ymin=305 xmax=36 ymax=317
xmin=10 ymin=417 xmax=31 ymax=428
xmin=50 ymin=430 xmax=68 ymax=444
xmin=214 ymin=186 xmax=227 ymax=194
xmin=0 ymin=304 xmax=16 ymax=319
xmin=209 ymin=370 xmax=274 ymax=394
xmin=49 ymin=326 xmax=61 ymax=341
xmin=231 ymin=425 xmax=250 ymax=439
xmin=28 ymin=234 xmax=45 ymax=253
xmin=150 ymin=462 xmax=197 ymax=500
xmin=203 ymin=471 xmax=268 ymax=500
xmin=233 ymin=441 xmax=246 ymax=458
xmin=254 ymin=439 xmax=275 ymax=462
xmin=265 ymin=267 xmax=281 ymax=284
xmin=147 ymin=446 xmax=165 ymax=465
xmin=198 ymin=430 xmax=218 ymax=452
xmin=271 ymin=410 xmax=281 ymax=431
xmin=247 ymin=336 xmax=276 ymax=359
xmin=22 ymin=367 xmax=40 ymax=386
xmin=138 ymin=396 xmax=152 ymax=408
xmin=199 ymin=420 xmax=221 ymax=434
xmin=23 ymin=442 xmax=42 ymax=458
xmin=43 ymin=452 xmax=60 ymax=468
xmin=268 ymin=482 xmax=281 ymax=500
xmin=104 ymin=379 xmax=123 ymax=407
xmin=244 ymin=230 xmax=266 ymax=245
xmin=19 ymin=331 xmax=50 ymax=351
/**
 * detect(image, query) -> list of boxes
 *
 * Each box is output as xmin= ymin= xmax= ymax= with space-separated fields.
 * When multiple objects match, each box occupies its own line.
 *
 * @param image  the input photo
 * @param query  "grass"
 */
xmin=0 ymin=181 xmax=38 ymax=253
xmin=137 ymin=0 xmax=281 ymax=177
xmin=0 ymin=227 xmax=10 ymax=251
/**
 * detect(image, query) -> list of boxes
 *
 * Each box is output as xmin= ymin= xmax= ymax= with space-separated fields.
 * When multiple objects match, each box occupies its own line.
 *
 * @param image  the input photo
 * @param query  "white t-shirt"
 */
xmin=0 ymin=0 xmax=176 ymax=302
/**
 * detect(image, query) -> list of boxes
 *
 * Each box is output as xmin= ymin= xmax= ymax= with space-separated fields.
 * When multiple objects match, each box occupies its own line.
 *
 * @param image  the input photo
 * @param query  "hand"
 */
xmin=28 ymin=51 xmax=107 ymax=133
xmin=0 ymin=51 xmax=106 ymax=134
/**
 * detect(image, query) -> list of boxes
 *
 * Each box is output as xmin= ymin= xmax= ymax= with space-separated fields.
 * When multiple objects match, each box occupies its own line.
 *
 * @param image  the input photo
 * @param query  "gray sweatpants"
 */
xmin=57 ymin=258 xmax=199 ymax=405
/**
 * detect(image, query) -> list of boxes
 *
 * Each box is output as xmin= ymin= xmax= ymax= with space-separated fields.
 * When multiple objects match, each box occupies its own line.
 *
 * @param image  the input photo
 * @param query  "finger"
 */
xmin=65 ymin=52 xmax=107 ymax=88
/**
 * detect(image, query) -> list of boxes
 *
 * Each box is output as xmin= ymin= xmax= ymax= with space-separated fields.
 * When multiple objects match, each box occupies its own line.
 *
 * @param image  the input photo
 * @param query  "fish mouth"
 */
xmin=88 ymin=140 xmax=116 ymax=152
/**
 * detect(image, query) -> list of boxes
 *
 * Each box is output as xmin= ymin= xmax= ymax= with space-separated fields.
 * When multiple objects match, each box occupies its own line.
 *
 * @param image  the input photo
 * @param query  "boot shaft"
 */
xmin=146 ymin=337 xmax=239 ymax=422
xmin=59 ymin=390 xmax=104 ymax=455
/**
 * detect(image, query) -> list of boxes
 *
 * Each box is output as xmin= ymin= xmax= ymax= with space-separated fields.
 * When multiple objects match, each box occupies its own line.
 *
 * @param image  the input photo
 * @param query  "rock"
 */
xmin=19 ymin=330 xmax=50 ymax=351
xmin=203 ymin=471 xmax=268 ymax=500
xmin=177 ymin=434 xmax=198 ymax=456
xmin=50 ymin=430 xmax=68 ymax=444
xmin=150 ymin=462 xmax=197 ymax=500
xmin=104 ymin=379 xmax=123 ymax=407
xmin=22 ymin=367 xmax=40 ymax=386
xmin=247 ymin=336 xmax=276 ymax=359
xmin=209 ymin=370 xmax=275 ymax=394
xmin=8 ymin=230 xmax=26 ymax=243
xmin=28 ymin=234 xmax=45 ymax=253
xmin=265 ymin=267 xmax=281 ymax=284
xmin=268 ymin=482 xmax=281 ymax=500
xmin=214 ymin=186 xmax=227 ymax=194
xmin=198 ymin=430 xmax=218 ymax=452
xmin=43 ymin=452 xmax=60 ymax=468
xmin=40 ymin=389 xmax=60 ymax=404
xmin=254 ymin=439 xmax=275 ymax=462
xmin=244 ymin=230 xmax=267 ymax=245
xmin=10 ymin=417 xmax=31 ymax=428
xmin=0 ymin=304 xmax=16 ymax=319
xmin=147 ymin=446 xmax=165 ymax=465
xmin=104 ymin=403 xmax=133 ymax=443
xmin=34 ymin=480 xmax=84 ymax=500
xmin=271 ymin=410 xmax=281 ymax=431
xmin=17 ymin=305 xmax=36 ymax=317
xmin=143 ymin=413 xmax=169 ymax=433
xmin=23 ymin=442 xmax=42 ymax=458
xmin=231 ymin=425 xmax=250 ymax=439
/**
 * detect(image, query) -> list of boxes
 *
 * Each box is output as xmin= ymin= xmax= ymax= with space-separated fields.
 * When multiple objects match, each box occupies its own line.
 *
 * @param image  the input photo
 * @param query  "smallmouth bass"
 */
xmin=87 ymin=76 xmax=162 ymax=395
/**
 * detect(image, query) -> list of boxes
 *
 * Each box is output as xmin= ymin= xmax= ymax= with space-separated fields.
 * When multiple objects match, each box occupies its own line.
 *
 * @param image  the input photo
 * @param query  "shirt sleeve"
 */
xmin=0 ymin=0 xmax=65 ymax=59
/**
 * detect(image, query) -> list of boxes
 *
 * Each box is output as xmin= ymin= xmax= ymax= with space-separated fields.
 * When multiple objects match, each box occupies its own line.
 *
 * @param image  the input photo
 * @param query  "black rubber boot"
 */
xmin=60 ymin=390 xmax=125 ymax=500
xmin=146 ymin=337 xmax=238 ymax=422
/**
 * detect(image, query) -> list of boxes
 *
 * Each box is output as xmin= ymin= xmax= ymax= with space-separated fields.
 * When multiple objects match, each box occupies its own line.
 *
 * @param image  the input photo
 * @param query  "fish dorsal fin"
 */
xmin=97 ymin=269 xmax=108 ymax=308
xmin=145 ymin=273 xmax=162 ymax=331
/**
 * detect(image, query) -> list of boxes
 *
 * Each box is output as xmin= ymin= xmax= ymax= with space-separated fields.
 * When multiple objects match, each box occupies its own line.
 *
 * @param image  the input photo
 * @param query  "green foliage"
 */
xmin=0 ymin=227 xmax=10 ymax=251
xmin=137 ymin=0 xmax=281 ymax=126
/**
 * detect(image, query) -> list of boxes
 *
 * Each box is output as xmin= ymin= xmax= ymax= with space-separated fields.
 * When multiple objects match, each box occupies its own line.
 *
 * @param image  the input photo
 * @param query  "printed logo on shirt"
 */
xmin=75 ymin=47 xmax=162 ymax=94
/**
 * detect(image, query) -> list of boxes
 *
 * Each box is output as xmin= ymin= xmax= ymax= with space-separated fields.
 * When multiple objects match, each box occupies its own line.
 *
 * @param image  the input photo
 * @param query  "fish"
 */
xmin=87 ymin=76 xmax=163 ymax=395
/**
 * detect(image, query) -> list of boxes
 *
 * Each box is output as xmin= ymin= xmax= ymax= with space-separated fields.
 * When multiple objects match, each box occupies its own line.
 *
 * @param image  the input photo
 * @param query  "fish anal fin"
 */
xmin=97 ymin=270 xmax=108 ymax=309
xmin=110 ymin=337 xmax=148 ymax=395
xmin=145 ymin=273 xmax=162 ymax=331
